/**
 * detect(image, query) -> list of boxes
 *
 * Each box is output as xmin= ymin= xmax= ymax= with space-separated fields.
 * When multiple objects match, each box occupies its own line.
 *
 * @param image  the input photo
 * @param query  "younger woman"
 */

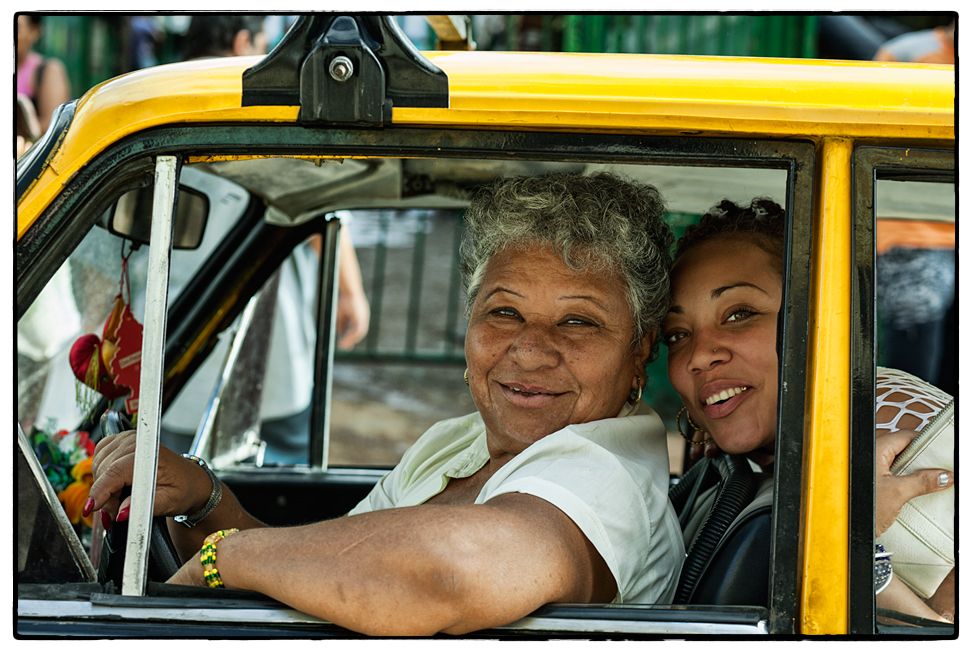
xmin=662 ymin=198 xmax=955 ymax=623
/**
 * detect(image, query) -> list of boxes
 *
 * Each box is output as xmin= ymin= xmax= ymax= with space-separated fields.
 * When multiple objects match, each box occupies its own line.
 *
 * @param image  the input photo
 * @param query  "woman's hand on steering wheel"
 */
xmin=874 ymin=429 xmax=954 ymax=537
xmin=86 ymin=430 xmax=211 ymax=526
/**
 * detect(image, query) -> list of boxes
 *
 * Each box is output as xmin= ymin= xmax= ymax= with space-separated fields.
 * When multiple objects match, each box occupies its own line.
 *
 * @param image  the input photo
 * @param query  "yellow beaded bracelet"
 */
xmin=200 ymin=528 xmax=239 ymax=588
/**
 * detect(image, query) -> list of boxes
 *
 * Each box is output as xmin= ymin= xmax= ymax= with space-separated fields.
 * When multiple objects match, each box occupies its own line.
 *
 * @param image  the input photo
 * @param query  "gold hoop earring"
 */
xmin=464 ymin=368 xmax=469 ymax=386
xmin=677 ymin=406 xmax=712 ymax=445
xmin=627 ymin=380 xmax=643 ymax=405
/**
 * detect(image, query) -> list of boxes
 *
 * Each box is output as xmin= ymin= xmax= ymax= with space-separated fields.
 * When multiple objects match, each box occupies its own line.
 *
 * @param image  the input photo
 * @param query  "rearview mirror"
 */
xmin=108 ymin=184 xmax=210 ymax=250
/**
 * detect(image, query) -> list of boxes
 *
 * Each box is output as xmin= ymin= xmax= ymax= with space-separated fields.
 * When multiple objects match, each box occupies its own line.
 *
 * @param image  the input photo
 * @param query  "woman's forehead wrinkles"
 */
xmin=558 ymin=294 xmax=611 ymax=313
xmin=483 ymin=286 xmax=524 ymax=301
xmin=484 ymin=284 xmax=614 ymax=310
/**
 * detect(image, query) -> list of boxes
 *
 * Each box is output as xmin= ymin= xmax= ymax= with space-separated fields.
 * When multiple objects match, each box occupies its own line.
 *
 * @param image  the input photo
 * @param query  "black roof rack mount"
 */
xmin=242 ymin=15 xmax=449 ymax=126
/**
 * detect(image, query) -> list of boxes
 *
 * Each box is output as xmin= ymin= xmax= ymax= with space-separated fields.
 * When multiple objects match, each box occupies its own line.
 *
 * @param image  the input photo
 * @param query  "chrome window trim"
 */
xmin=19 ymin=599 xmax=768 ymax=635
xmin=122 ymin=155 xmax=179 ymax=596
xmin=18 ymin=599 xmax=321 ymax=625
xmin=500 ymin=616 xmax=768 ymax=635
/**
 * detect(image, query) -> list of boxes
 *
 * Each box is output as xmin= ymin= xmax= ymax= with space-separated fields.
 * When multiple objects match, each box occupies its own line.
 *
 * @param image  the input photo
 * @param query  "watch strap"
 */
xmin=173 ymin=455 xmax=222 ymax=528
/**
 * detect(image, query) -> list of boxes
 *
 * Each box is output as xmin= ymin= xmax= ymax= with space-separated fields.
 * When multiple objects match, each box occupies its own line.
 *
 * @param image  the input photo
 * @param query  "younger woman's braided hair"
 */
xmin=674 ymin=197 xmax=786 ymax=273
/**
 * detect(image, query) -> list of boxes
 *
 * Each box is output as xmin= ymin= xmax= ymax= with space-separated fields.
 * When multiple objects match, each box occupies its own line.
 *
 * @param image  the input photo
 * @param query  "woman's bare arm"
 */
xmin=35 ymin=57 xmax=70 ymax=133
xmin=168 ymin=492 xmax=616 ymax=636
xmin=877 ymin=576 xmax=952 ymax=624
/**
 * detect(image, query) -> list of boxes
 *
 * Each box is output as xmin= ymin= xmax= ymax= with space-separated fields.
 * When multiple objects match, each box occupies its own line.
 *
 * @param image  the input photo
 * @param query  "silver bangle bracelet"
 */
xmin=173 ymin=455 xmax=222 ymax=528
xmin=874 ymin=544 xmax=893 ymax=595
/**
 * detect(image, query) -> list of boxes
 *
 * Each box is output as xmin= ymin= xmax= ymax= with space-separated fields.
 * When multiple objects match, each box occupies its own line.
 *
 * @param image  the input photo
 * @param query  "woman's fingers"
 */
xmin=91 ymin=429 xmax=136 ymax=476
xmin=873 ymin=428 xmax=953 ymax=535
xmin=688 ymin=442 xmax=704 ymax=460
xmin=689 ymin=441 xmax=720 ymax=460
xmin=688 ymin=437 xmax=719 ymax=460
xmin=874 ymin=430 xmax=919 ymax=473
xmin=875 ymin=464 xmax=953 ymax=537
xmin=115 ymin=497 xmax=133 ymax=522
xmin=87 ymin=449 xmax=136 ymax=514
xmin=895 ymin=466 xmax=953 ymax=501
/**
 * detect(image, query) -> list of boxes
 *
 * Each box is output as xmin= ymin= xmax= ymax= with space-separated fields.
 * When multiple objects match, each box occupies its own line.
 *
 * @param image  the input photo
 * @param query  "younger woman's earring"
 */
xmin=627 ymin=380 xmax=643 ymax=405
xmin=464 ymin=368 xmax=469 ymax=386
xmin=677 ymin=406 xmax=712 ymax=445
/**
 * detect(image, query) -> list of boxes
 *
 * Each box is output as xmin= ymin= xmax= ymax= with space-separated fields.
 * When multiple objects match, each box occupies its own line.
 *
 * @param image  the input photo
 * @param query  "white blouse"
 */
xmin=350 ymin=400 xmax=684 ymax=605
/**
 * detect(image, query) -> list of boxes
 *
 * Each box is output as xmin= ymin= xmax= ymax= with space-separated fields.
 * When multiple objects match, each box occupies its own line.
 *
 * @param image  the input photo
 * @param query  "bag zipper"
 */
xmin=890 ymin=397 xmax=954 ymax=475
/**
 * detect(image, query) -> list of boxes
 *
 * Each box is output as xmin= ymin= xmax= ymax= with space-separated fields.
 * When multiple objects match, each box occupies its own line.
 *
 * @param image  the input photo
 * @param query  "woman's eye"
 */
xmin=491 ymin=307 xmax=521 ymax=319
xmin=563 ymin=317 xmax=596 ymax=327
xmin=663 ymin=330 xmax=687 ymax=345
xmin=726 ymin=308 xmax=757 ymax=323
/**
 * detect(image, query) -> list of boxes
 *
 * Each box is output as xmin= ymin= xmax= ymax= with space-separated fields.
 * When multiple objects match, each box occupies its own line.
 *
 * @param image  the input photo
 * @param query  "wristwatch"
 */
xmin=173 ymin=455 xmax=222 ymax=528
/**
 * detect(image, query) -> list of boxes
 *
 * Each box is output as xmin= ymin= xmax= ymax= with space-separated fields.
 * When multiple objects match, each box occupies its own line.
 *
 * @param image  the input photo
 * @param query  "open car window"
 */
xmin=167 ymin=158 xmax=791 ymax=473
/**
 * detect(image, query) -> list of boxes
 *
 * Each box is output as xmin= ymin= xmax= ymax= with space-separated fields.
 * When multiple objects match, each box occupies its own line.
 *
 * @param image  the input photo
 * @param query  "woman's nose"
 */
xmin=508 ymin=323 xmax=560 ymax=369
xmin=688 ymin=333 xmax=730 ymax=372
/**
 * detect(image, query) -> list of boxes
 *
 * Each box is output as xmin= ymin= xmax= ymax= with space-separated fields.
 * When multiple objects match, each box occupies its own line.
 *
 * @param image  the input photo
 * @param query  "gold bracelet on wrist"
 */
xmin=200 ymin=528 xmax=239 ymax=588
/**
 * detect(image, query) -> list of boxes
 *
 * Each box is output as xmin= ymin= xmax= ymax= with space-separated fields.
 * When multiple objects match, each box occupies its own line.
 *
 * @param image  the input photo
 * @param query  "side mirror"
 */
xmin=107 ymin=184 xmax=210 ymax=250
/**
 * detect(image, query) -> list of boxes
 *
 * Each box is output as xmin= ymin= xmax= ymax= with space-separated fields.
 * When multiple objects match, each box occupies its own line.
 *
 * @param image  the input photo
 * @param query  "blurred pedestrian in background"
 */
xmin=183 ymin=14 xmax=267 ymax=59
xmin=874 ymin=18 xmax=955 ymax=63
xmin=157 ymin=15 xmax=370 ymax=464
xmin=128 ymin=16 xmax=165 ymax=69
xmin=16 ymin=13 xmax=71 ymax=151
xmin=872 ymin=18 xmax=956 ymax=395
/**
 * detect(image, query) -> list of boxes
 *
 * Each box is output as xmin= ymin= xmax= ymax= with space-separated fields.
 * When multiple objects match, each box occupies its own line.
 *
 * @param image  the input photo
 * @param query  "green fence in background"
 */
xmin=35 ymin=15 xmax=123 ymax=99
xmin=560 ymin=14 xmax=818 ymax=58
xmin=32 ymin=14 xmax=819 ymax=105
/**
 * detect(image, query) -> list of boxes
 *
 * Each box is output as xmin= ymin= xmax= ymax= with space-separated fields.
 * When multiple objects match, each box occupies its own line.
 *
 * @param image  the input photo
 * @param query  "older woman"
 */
xmin=662 ymin=198 xmax=955 ymax=622
xmin=86 ymin=172 xmax=683 ymax=636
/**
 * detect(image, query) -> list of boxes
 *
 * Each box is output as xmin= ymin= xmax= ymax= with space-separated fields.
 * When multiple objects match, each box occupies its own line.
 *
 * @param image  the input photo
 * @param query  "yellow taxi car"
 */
xmin=16 ymin=15 xmax=954 ymax=637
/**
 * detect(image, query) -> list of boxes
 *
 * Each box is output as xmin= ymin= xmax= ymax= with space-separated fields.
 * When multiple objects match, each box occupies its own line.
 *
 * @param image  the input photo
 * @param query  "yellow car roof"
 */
xmin=421 ymin=51 xmax=953 ymax=139
xmin=18 ymin=51 xmax=953 ymax=239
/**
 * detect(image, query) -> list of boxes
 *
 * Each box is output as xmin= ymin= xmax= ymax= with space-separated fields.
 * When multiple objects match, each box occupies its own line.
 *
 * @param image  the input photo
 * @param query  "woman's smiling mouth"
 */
xmin=498 ymin=382 xmax=566 ymax=407
xmin=701 ymin=385 xmax=752 ymax=420
xmin=705 ymin=386 xmax=748 ymax=406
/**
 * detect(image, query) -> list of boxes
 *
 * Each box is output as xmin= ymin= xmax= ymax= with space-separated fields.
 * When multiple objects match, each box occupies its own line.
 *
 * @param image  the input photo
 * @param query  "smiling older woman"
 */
xmin=86 ymin=172 xmax=682 ymax=636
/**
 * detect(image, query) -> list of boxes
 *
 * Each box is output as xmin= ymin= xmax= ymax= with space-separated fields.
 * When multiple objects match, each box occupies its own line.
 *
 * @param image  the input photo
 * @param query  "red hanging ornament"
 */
xmin=69 ymin=247 xmax=143 ymax=415
xmin=102 ymin=295 xmax=143 ymax=414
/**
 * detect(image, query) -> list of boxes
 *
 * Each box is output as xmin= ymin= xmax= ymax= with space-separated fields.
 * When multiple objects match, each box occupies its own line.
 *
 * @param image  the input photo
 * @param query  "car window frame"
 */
xmin=17 ymin=122 xmax=816 ymax=635
xmin=849 ymin=145 xmax=955 ymax=635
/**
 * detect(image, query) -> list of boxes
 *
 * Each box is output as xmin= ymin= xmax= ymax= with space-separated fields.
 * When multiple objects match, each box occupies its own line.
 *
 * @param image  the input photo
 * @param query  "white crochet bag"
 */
xmin=875 ymin=367 xmax=954 ymax=600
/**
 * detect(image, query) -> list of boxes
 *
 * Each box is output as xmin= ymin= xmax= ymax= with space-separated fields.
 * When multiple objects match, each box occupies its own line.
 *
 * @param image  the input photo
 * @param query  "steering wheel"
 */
xmin=97 ymin=410 xmax=182 ymax=588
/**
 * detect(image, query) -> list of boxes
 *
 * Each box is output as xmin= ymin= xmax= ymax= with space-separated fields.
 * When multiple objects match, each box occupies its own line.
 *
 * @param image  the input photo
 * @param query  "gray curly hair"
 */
xmin=460 ymin=172 xmax=673 ymax=361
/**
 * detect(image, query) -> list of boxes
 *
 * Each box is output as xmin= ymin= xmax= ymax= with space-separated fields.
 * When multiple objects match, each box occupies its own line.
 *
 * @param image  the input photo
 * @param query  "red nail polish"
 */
xmin=101 ymin=510 xmax=112 ymax=530
xmin=83 ymin=497 xmax=94 ymax=517
xmin=117 ymin=506 xmax=130 ymax=522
